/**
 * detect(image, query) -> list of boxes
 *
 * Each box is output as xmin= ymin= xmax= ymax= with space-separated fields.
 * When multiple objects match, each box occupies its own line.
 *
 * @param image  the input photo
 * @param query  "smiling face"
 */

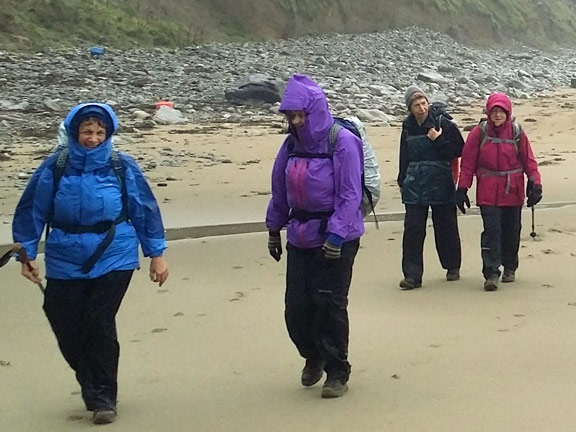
xmin=285 ymin=110 xmax=306 ymax=129
xmin=77 ymin=118 xmax=107 ymax=149
xmin=490 ymin=106 xmax=508 ymax=127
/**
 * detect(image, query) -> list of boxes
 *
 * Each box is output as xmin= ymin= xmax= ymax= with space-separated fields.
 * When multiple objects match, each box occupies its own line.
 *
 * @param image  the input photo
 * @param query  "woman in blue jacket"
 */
xmin=12 ymin=102 xmax=169 ymax=425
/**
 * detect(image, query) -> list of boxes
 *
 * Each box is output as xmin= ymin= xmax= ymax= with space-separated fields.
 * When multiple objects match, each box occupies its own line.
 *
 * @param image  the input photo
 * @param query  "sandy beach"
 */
xmin=1 ymin=90 xmax=576 ymax=431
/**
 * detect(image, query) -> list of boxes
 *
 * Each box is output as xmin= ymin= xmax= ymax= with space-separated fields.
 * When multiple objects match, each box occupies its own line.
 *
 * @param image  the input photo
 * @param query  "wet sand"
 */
xmin=1 ymin=90 xmax=576 ymax=431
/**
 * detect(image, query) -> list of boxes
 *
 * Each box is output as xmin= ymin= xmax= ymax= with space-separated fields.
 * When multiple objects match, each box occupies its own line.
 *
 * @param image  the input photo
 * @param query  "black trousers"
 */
xmin=480 ymin=205 xmax=522 ymax=279
xmin=285 ymin=239 xmax=359 ymax=382
xmin=43 ymin=270 xmax=133 ymax=411
xmin=402 ymin=203 xmax=461 ymax=282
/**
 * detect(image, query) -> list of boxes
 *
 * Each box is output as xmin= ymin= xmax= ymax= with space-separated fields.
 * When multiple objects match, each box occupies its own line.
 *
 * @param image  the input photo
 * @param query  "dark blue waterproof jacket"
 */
xmin=397 ymin=109 xmax=464 ymax=205
xmin=13 ymin=103 xmax=166 ymax=279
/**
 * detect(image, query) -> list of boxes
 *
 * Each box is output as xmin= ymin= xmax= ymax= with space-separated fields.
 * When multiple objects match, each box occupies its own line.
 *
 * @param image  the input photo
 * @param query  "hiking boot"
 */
xmin=484 ymin=276 xmax=499 ymax=292
xmin=446 ymin=268 xmax=460 ymax=281
xmin=502 ymin=269 xmax=516 ymax=283
xmin=399 ymin=278 xmax=422 ymax=290
xmin=92 ymin=409 xmax=117 ymax=425
xmin=321 ymin=377 xmax=349 ymax=399
xmin=301 ymin=358 xmax=325 ymax=387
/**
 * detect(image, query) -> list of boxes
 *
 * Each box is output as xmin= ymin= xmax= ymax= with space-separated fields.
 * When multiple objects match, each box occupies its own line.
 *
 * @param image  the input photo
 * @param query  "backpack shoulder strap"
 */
xmin=328 ymin=122 xmax=343 ymax=154
xmin=512 ymin=121 xmax=522 ymax=154
xmin=46 ymin=147 xmax=69 ymax=237
xmin=110 ymin=150 xmax=125 ymax=186
xmin=110 ymin=150 xmax=128 ymax=216
xmin=479 ymin=120 xmax=488 ymax=148
xmin=53 ymin=147 xmax=69 ymax=188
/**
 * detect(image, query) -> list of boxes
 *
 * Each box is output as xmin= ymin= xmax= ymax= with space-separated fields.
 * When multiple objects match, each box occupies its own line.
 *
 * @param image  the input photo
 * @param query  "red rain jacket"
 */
xmin=458 ymin=93 xmax=541 ymax=207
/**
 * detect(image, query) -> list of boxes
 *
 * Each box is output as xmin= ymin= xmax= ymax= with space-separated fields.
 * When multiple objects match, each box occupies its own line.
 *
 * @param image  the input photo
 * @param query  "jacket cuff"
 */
xmin=142 ymin=238 xmax=167 ymax=258
xmin=326 ymin=233 xmax=345 ymax=247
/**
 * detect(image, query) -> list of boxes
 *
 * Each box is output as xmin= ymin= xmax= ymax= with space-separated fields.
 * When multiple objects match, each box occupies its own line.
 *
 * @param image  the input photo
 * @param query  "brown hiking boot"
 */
xmin=484 ymin=276 xmax=499 ymax=291
xmin=321 ymin=377 xmax=349 ymax=398
xmin=301 ymin=358 xmax=325 ymax=387
xmin=502 ymin=269 xmax=516 ymax=283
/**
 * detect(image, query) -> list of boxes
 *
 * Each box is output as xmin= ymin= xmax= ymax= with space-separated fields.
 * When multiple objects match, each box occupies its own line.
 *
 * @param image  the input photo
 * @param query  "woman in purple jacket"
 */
xmin=266 ymin=75 xmax=364 ymax=398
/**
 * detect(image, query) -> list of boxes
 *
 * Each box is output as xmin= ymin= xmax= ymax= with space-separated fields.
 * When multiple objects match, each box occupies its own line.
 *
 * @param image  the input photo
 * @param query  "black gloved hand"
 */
xmin=527 ymin=182 xmax=542 ymax=207
xmin=322 ymin=233 xmax=344 ymax=260
xmin=268 ymin=231 xmax=282 ymax=262
xmin=455 ymin=187 xmax=471 ymax=214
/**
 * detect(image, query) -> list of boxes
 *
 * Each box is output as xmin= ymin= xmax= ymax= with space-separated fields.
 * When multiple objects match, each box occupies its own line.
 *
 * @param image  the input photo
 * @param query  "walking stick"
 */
xmin=0 ymin=243 xmax=45 ymax=294
xmin=530 ymin=206 xmax=537 ymax=238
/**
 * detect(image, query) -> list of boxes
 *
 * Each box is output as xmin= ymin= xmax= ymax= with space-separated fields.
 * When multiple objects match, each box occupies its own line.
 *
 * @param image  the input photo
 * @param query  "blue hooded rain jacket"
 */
xmin=13 ymin=103 xmax=166 ymax=279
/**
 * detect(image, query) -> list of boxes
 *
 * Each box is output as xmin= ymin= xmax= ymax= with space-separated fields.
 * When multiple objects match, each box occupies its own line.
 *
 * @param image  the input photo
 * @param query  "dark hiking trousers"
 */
xmin=402 ymin=203 xmax=461 ymax=282
xmin=285 ymin=239 xmax=360 ymax=382
xmin=43 ymin=270 xmax=133 ymax=411
xmin=480 ymin=205 xmax=522 ymax=279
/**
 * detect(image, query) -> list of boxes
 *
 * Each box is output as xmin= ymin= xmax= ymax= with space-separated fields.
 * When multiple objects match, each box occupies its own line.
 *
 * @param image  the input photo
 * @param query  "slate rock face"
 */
xmin=225 ymin=74 xmax=286 ymax=105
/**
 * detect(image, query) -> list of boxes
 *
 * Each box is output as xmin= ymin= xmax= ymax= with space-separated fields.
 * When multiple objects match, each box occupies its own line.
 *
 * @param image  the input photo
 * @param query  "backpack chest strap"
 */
xmin=482 ymin=136 xmax=517 ymax=144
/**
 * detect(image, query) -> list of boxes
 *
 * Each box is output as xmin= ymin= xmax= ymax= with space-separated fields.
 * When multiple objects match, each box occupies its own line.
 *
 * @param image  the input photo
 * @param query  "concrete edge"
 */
xmin=2 ymin=201 xmax=574 ymax=251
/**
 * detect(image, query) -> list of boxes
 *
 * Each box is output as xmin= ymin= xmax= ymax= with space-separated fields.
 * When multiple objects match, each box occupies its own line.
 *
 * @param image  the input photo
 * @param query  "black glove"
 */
xmin=268 ymin=231 xmax=282 ymax=262
xmin=455 ymin=187 xmax=471 ymax=214
xmin=527 ymin=182 xmax=542 ymax=207
xmin=322 ymin=233 xmax=344 ymax=259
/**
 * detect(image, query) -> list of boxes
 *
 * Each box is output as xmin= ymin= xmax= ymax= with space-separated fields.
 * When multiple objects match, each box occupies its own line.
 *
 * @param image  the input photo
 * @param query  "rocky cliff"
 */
xmin=2 ymin=0 xmax=576 ymax=50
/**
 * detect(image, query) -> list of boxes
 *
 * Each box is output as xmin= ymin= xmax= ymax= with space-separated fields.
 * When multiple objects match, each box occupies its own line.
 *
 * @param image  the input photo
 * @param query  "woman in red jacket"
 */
xmin=456 ymin=93 xmax=542 ymax=291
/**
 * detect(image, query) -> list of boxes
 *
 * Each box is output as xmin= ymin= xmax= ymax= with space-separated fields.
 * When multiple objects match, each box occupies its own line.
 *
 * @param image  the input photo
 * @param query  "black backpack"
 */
xmin=429 ymin=102 xmax=454 ymax=130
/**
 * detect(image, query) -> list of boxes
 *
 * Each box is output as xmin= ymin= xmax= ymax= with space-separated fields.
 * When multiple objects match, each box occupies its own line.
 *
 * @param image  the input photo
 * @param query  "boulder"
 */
xmin=225 ymin=73 xmax=285 ymax=105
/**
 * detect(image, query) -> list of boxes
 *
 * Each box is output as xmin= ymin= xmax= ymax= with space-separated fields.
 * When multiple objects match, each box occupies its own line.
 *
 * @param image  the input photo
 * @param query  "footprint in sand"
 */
xmin=0 ymin=360 xmax=11 ymax=367
xmin=151 ymin=328 xmax=168 ymax=333
xmin=173 ymin=312 xmax=184 ymax=317
xmin=66 ymin=414 xmax=84 ymax=422
xmin=229 ymin=291 xmax=245 ymax=302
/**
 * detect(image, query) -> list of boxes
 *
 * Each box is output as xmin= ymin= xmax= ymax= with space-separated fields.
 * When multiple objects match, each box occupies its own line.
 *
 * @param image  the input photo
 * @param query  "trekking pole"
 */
xmin=0 ymin=243 xmax=45 ymax=294
xmin=530 ymin=206 xmax=537 ymax=238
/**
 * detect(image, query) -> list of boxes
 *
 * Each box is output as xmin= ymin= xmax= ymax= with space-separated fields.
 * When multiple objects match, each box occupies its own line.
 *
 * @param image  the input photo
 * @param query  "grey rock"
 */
xmin=417 ymin=71 xmax=451 ymax=84
xmin=224 ymin=73 xmax=285 ymax=105
xmin=153 ymin=106 xmax=188 ymax=125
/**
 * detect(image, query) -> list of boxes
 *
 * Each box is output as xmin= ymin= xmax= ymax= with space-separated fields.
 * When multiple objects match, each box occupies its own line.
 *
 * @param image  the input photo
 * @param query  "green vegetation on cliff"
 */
xmin=2 ymin=0 xmax=576 ymax=51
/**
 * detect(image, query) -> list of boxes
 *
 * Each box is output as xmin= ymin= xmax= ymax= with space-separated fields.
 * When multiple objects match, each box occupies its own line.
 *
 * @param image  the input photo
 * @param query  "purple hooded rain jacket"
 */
xmin=266 ymin=75 xmax=365 ymax=248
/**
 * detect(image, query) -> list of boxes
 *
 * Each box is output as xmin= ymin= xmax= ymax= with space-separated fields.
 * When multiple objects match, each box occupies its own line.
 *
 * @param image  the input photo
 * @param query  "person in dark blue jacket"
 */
xmin=12 ymin=102 xmax=169 ymax=425
xmin=397 ymin=86 xmax=464 ymax=290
